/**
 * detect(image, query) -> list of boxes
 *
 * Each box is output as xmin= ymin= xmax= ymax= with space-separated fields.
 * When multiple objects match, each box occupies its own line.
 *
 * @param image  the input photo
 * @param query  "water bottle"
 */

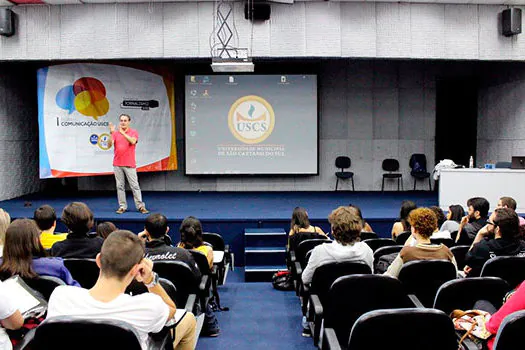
xmin=469 ymin=156 xmax=474 ymax=168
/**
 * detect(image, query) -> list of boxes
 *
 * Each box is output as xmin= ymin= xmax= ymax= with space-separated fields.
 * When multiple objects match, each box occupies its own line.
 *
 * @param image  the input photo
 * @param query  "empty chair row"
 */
xmin=335 ymin=154 xmax=432 ymax=191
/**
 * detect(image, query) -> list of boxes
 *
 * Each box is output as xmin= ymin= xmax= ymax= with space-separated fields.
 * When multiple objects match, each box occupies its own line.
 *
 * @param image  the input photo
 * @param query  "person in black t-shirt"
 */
xmin=456 ymin=197 xmax=490 ymax=244
xmin=464 ymin=207 xmax=525 ymax=277
xmin=50 ymin=202 xmax=103 ymax=259
xmin=140 ymin=213 xmax=200 ymax=277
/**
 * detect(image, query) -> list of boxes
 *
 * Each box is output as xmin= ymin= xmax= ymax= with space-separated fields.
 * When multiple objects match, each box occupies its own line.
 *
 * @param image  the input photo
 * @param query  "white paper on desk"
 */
xmin=2 ymin=278 xmax=40 ymax=314
xmin=165 ymin=309 xmax=188 ymax=327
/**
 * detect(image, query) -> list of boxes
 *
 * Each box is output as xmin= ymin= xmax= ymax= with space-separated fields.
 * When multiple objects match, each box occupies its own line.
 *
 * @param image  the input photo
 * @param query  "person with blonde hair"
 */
xmin=302 ymin=206 xmax=373 ymax=284
xmin=385 ymin=207 xmax=457 ymax=278
xmin=0 ymin=209 xmax=10 ymax=257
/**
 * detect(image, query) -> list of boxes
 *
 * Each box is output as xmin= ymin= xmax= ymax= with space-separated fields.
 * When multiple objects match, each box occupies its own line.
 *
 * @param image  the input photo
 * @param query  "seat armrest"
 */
xmin=294 ymin=261 xmax=302 ymax=276
xmin=322 ymin=328 xmax=342 ymax=350
xmin=408 ymin=294 xmax=425 ymax=308
xmin=309 ymin=294 xmax=323 ymax=319
xmin=15 ymin=328 xmax=36 ymax=350
xmin=185 ymin=294 xmax=197 ymax=313
xmin=199 ymin=275 xmax=210 ymax=292
xmin=302 ymin=282 xmax=309 ymax=294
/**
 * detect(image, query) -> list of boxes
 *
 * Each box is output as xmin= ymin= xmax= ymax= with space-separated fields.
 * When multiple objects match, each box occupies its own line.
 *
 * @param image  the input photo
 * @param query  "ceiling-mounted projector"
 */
xmin=211 ymin=58 xmax=254 ymax=73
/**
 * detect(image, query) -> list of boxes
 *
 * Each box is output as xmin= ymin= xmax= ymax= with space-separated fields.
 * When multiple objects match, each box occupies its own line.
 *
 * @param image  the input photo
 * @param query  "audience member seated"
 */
xmin=288 ymin=207 xmax=328 ymax=251
xmin=497 ymin=196 xmax=525 ymax=230
xmin=349 ymin=204 xmax=374 ymax=232
xmin=96 ymin=221 xmax=117 ymax=240
xmin=0 ymin=209 xmax=10 ymax=258
xmin=463 ymin=207 xmax=525 ymax=277
xmin=0 ymin=219 xmax=79 ymax=286
xmin=142 ymin=213 xmax=200 ymax=277
xmin=456 ymin=197 xmax=489 ymax=244
xmin=481 ymin=280 xmax=525 ymax=350
xmin=385 ymin=208 xmax=457 ymax=278
xmin=178 ymin=216 xmax=220 ymax=337
xmin=50 ymin=202 xmax=103 ymax=259
xmin=0 ymin=279 xmax=23 ymax=350
xmin=406 ymin=206 xmax=451 ymax=246
xmin=47 ymin=230 xmax=197 ymax=350
xmin=439 ymin=204 xmax=464 ymax=235
xmin=430 ymin=206 xmax=446 ymax=229
xmin=302 ymin=206 xmax=373 ymax=285
xmin=34 ymin=205 xmax=68 ymax=249
xmin=178 ymin=216 xmax=214 ymax=269
xmin=391 ymin=200 xmax=417 ymax=240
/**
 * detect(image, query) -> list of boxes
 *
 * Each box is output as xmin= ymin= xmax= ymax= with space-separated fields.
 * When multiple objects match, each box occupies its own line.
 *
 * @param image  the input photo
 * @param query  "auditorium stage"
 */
xmin=0 ymin=191 xmax=437 ymax=265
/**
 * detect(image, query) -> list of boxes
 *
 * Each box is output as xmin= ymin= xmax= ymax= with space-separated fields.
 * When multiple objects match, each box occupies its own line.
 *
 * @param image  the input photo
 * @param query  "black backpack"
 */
xmin=271 ymin=270 xmax=294 ymax=291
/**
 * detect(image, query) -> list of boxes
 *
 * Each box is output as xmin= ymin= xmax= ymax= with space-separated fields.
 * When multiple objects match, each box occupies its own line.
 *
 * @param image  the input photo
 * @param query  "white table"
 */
xmin=439 ymin=168 xmax=525 ymax=213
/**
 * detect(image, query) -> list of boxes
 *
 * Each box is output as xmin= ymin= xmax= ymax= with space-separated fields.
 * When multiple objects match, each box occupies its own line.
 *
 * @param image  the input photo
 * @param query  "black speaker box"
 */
xmin=502 ymin=8 xmax=521 ymax=37
xmin=0 ymin=8 xmax=14 ymax=37
xmin=244 ymin=3 xmax=271 ymax=21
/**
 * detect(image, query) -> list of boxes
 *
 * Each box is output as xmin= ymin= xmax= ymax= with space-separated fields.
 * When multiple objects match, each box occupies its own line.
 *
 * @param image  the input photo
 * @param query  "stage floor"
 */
xmin=0 ymin=190 xmax=437 ymax=222
xmin=0 ymin=191 xmax=437 ymax=265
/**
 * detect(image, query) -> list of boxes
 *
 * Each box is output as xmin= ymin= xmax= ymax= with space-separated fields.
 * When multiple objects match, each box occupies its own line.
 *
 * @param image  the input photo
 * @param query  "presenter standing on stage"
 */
xmin=108 ymin=114 xmax=149 ymax=214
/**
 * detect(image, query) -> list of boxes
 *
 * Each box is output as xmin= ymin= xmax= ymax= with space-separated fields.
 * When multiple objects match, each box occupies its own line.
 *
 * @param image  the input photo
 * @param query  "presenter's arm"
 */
xmin=120 ymin=128 xmax=137 ymax=145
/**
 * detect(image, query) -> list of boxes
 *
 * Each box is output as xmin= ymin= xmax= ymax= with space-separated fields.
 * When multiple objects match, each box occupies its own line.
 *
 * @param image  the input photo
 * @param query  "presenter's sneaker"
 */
xmin=138 ymin=207 xmax=149 ymax=214
xmin=116 ymin=207 xmax=126 ymax=214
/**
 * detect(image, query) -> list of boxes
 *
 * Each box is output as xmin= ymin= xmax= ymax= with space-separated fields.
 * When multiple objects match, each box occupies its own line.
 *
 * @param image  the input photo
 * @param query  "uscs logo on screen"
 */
xmin=228 ymin=95 xmax=275 ymax=144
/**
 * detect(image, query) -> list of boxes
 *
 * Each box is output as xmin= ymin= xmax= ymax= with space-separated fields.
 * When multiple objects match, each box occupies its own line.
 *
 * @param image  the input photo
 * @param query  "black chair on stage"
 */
xmin=335 ymin=156 xmax=354 ymax=191
xmin=381 ymin=159 xmax=403 ymax=191
xmin=450 ymin=245 xmax=470 ymax=271
xmin=433 ymin=277 xmax=509 ymax=315
xmin=25 ymin=316 xmax=171 ymax=350
xmin=63 ymin=258 xmax=99 ymax=288
xmin=363 ymin=238 xmax=397 ymax=252
xmin=305 ymin=261 xmax=372 ymax=344
xmin=395 ymin=231 xmax=412 ymax=245
xmin=315 ymin=274 xmax=414 ymax=350
xmin=398 ymin=260 xmax=457 ymax=307
xmin=492 ymin=310 xmax=525 ymax=350
xmin=480 ymin=256 xmax=525 ymax=289
xmin=409 ymin=153 xmax=432 ymax=191
xmin=323 ymin=308 xmax=457 ymax=350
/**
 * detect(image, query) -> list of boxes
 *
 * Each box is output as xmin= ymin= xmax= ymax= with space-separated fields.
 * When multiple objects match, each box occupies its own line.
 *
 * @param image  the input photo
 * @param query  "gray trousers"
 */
xmin=114 ymin=166 xmax=145 ymax=210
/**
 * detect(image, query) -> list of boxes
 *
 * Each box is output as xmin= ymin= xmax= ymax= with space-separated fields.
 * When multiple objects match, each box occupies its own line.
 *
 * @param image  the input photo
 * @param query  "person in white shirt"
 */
xmin=301 ymin=206 xmax=374 ymax=285
xmin=48 ymin=230 xmax=196 ymax=350
xmin=0 ymin=280 xmax=23 ymax=350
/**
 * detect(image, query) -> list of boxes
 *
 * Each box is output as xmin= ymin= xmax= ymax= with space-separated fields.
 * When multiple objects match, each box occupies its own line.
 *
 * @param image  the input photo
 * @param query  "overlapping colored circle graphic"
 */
xmin=56 ymin=77 xmax=110 ymax=119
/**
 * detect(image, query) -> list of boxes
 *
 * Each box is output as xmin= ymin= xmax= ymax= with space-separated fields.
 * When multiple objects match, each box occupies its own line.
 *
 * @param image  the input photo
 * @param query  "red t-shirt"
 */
xmin=112 ymin=128 xmax=138 ymax=168
xmin=485 ymin=281 xmax=525 ymax=349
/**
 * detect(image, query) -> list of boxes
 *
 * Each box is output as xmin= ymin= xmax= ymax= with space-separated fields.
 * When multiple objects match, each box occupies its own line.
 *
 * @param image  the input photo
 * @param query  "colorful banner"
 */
xmin=37 ymin=63 xmax=177 ymax=178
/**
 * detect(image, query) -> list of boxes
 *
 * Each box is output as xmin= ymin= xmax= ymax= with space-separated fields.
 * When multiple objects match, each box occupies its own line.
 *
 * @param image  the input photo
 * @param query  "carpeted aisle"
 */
xmin=196 ymin=280 xmax=314 ymax=350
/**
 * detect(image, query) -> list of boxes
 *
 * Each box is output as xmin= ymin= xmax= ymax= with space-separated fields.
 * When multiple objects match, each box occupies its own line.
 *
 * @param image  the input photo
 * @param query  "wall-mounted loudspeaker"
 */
xmin=0 ymin=8 xmax=14 ymax=37
xmin=244 ymin=3 xmax=271 ymax=21
xmin=502 ymin=8 xmax=521 ymax=37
